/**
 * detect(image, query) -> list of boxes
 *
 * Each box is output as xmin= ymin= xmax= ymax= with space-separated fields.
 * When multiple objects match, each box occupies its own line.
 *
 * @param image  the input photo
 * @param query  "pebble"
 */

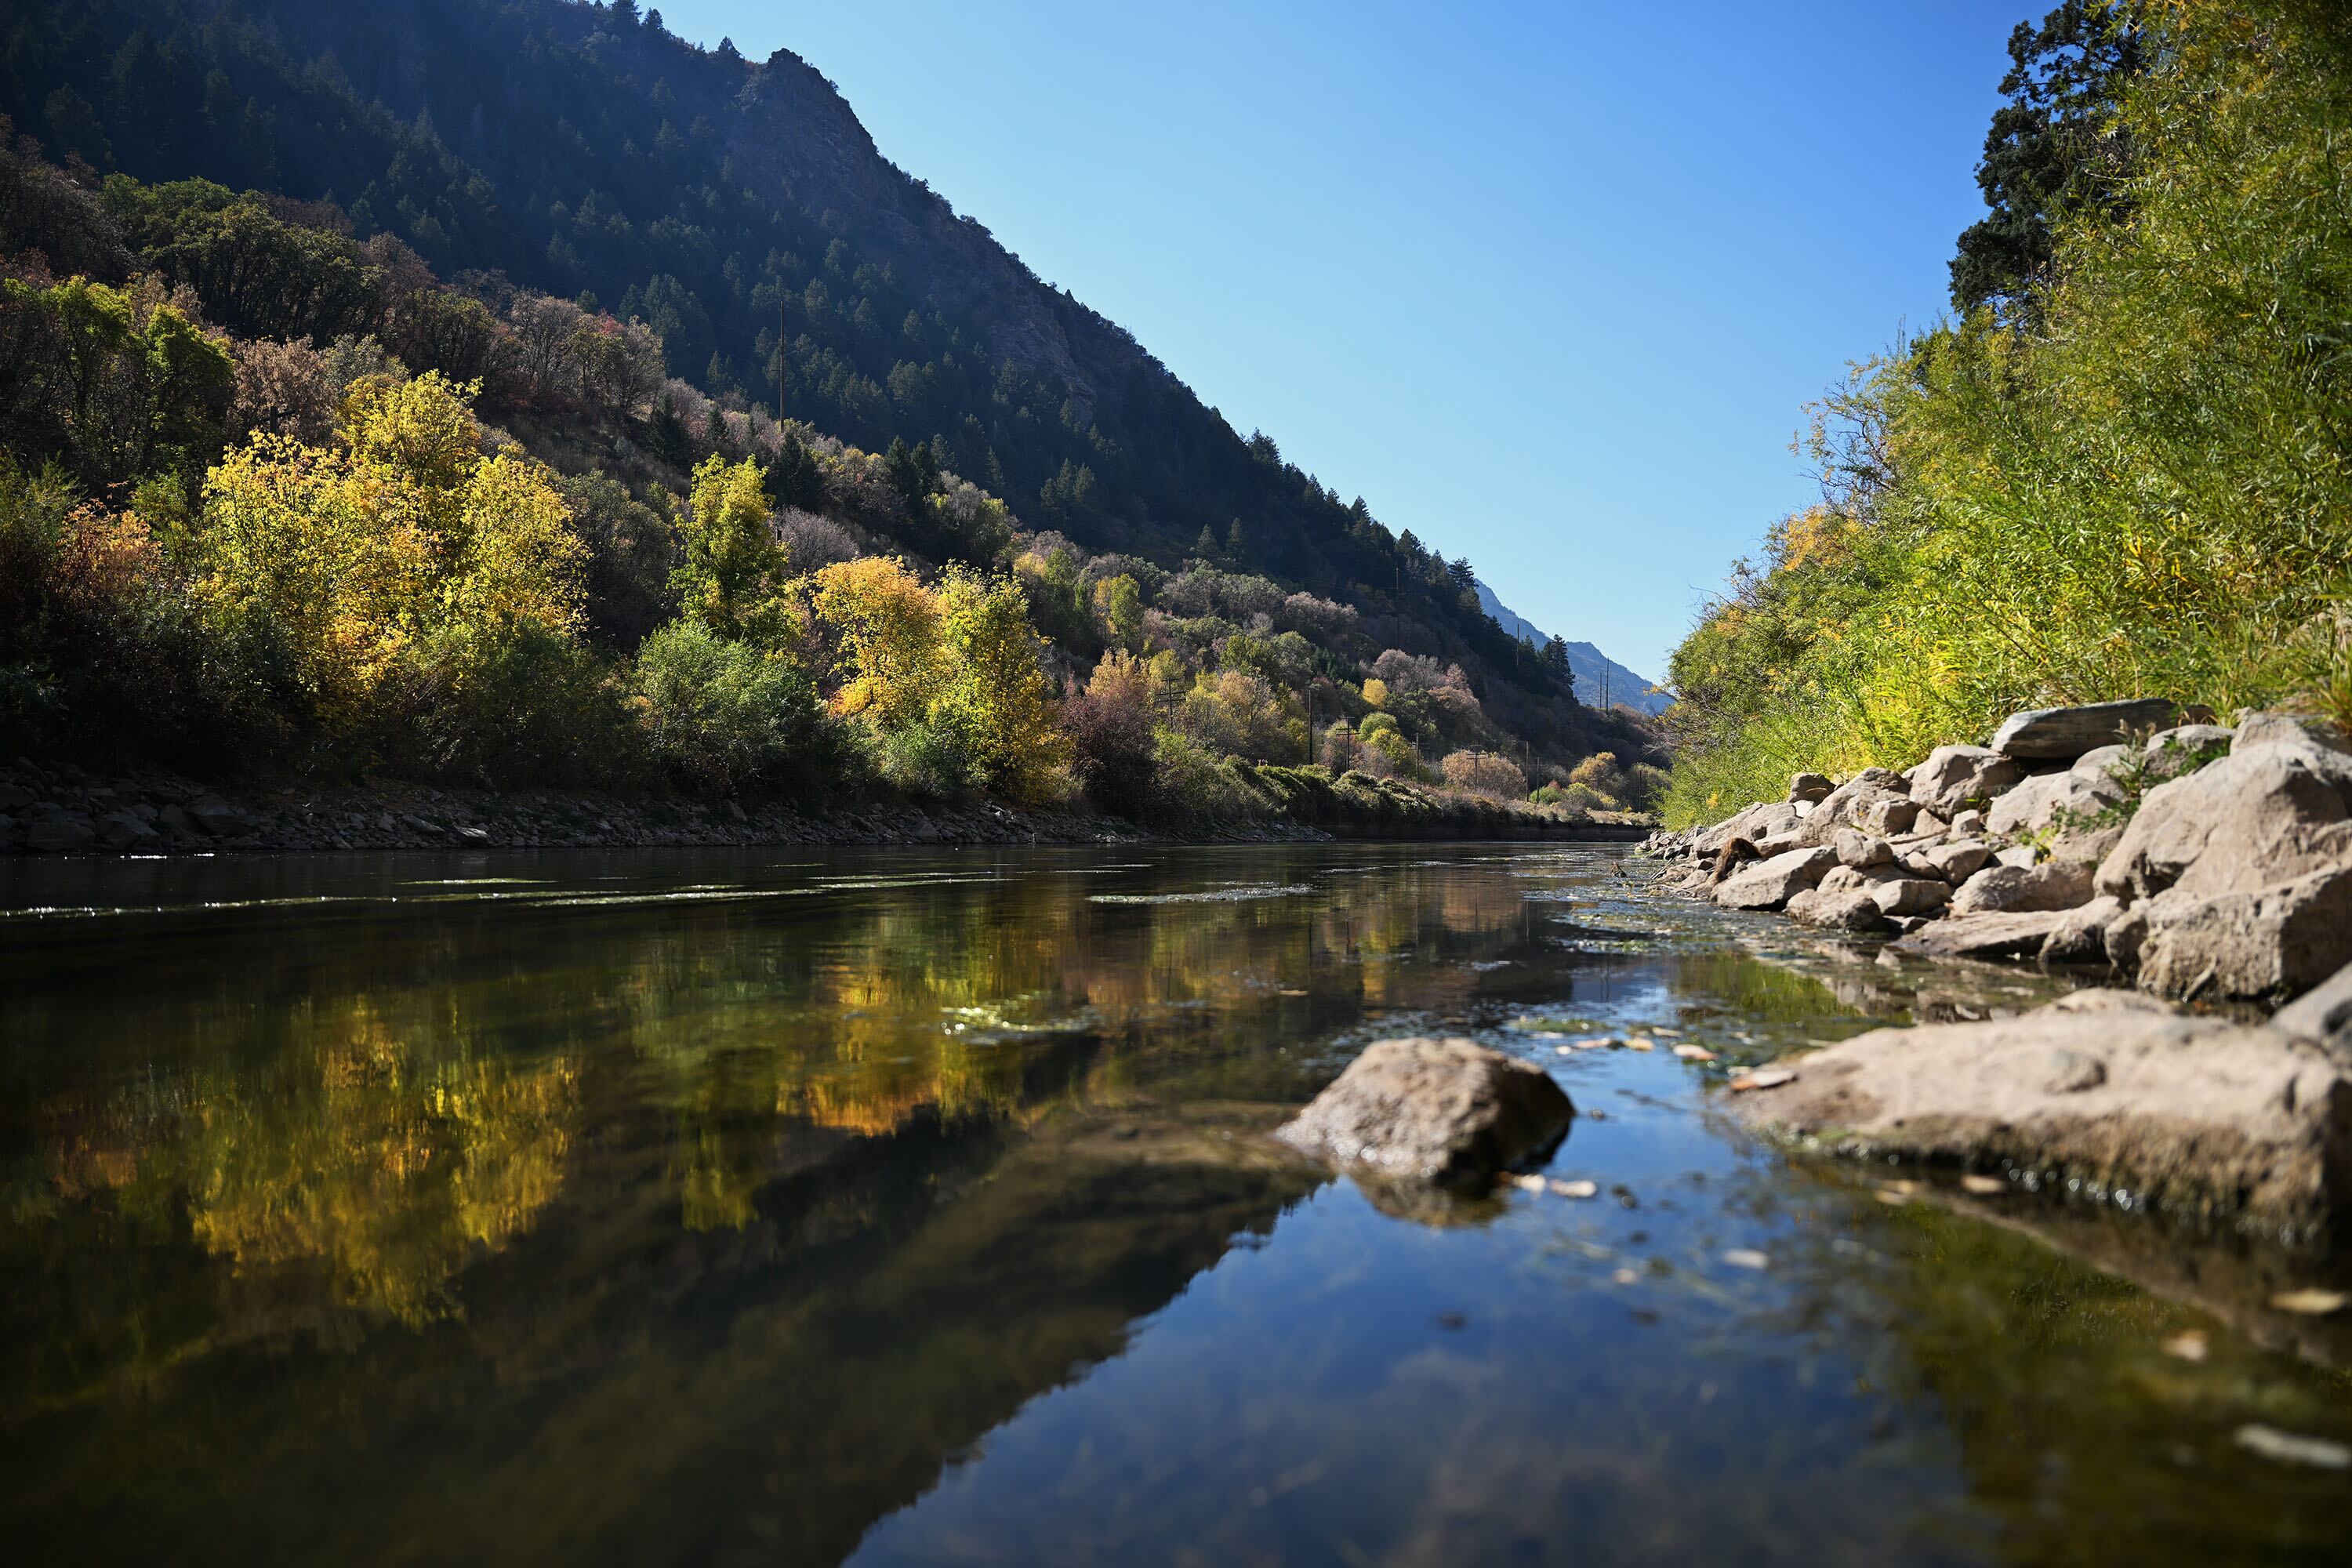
xmin=2160 ymin=1330 xmax=2209 ymax=1363
xmin=1722 ymin=1248 xmax=1771 ymax=1271
xmin=1960 ymin=1174 xmax=2008 ymax=1196
xmin=2270 ymin=1289 xmax=2347 ymax=1316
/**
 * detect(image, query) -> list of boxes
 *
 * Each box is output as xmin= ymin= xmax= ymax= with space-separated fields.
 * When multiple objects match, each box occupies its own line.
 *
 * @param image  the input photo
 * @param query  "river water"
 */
xmin=2 ymin=843 xmax=2347 ymax=1565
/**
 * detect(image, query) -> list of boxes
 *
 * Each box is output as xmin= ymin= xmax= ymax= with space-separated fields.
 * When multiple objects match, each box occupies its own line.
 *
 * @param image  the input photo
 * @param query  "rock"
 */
xmin=0 ymin=782 xmax=31 ymax=810
xmin=1907 ymin=808 xmax=1951 ymax=840
xmin=1871 ymin=877 xmax=1952 ymax=917
xmin=1985 ymin=767 xmax=2127 ymax=841
xmin=1991 ymin=698 xmax=2180 ymax=760
xmin=1919 ymin=839 xmax=1993 ymax=883
xmin=2136 ymin=866 xmax=2352 ymax=1000
xmin=2040 ymin=895 xmax=2125 ymax=964
xmin=1833 ymin=828 xmax=1893 ymax=869
xmin=24 ymin=813 xmax=95 ymax=853
xmin=1786 ymin=885 xmax=1891 ymax=931
xmin=1948 ymin=809 xmax=1988 ymax=837
xmin=2071 ymin=743 xmax=2135 ymax=780
xmin=2271 ymin=960 xmax=2352 ymax=1052
xmin=1907 ymin=744 xmax=2026 ymax=817
xmin=1994 ymin=844 xmax=2042 ymax=869
xmin=1818 ymin=863 xmax=1901 ymax=896
xmin=158 ymin=802 xmax=194 ymax=833
xmin=2096 ymin=728 xmax=2352 ymax=905
xmin=2044 ymin=987 xmax=2174 ymax=1016
xmin=97 ymin=811 xmax=158 ymax=848
xmin=1694 ymin=800 xmax=1802 ymax=856
xmin=188 ymin=797 xmax=245 ymax=836
xmin=1889 ymin=909 xmax=2075 ymax=960
xmin=2104 ymin=905 xmax=2151 ymax=971
xmin=1950 ymin=861 xmax=2094 ymax=916
xmin=1726 ymin=1004 xmax=2352 ymax=1239
xmin=1798 ymin=769 xmax=1910 ymax=847
xmin=1275 ymin=1036 xmax=1574 ymax=1186
xmin=2143 ymin=724 xmax=2234 ymax=780
xmin=1714 ymin=846 xmax=1837 ymax=909
xmin=1787 ymin=771 xmax=1833 ymax=805
xmin=1854 ymin=796 xmax=1920 ymax=837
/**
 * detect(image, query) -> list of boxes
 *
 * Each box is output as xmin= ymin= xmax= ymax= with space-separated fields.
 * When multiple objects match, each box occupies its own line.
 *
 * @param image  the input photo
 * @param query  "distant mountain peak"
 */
xmin=1473 ymin=581 xmax=1670 ymax=716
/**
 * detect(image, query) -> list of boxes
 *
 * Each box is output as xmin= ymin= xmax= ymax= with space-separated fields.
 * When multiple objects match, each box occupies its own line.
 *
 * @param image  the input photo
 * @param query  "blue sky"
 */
xmin=652 ymin=0 xmax=2025 ymax=681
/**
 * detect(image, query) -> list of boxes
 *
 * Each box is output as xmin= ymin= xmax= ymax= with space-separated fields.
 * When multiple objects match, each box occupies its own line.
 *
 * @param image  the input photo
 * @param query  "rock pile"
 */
xmin=1642 ymin=700 xmax=2352 ymax=1004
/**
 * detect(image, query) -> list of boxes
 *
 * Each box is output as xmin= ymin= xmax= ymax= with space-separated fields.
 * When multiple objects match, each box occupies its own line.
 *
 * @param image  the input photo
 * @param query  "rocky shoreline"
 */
xmin=0 ymin=756 xmax=1648 ymax=858
xmin=1640 ymin=699 xmax=2352 ymax=1244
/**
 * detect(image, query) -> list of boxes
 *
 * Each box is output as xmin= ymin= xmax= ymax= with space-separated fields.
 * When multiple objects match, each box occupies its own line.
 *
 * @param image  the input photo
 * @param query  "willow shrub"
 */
xmin=1664 ymin=0 xmax=2352 ymax=826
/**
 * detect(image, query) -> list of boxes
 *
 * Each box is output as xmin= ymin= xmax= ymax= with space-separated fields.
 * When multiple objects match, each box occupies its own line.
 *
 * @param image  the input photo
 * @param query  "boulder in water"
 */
xmin=1276 ymin=1037 xmax=1573 ymax=1187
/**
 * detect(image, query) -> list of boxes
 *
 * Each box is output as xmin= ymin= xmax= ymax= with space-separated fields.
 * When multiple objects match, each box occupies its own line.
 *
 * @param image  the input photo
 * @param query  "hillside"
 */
xmin=0 ymin=0 xmax=1664 ymax=825
xmin=0 ymin=0 xmax=1634 ymax=751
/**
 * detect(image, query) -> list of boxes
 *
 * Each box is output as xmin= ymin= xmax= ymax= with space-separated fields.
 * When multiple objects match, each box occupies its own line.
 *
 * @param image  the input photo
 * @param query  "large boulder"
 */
xmin=1714 ymin=846 xmax=1836 ymax=909
xmin=1276 ymin=1037 xmax=1573 ymax=1186
xmin=1990 ymin=698 xmax=2180 ymax=761
xmin=2095 ymin=728 xmax=2352 ymax=903
xmin=2136 ymin=866 xmax=2352 ymax=1001
xmin=1907 ymin=744 xmax=2025 ymax=818
xmin=1726 ymin=1002 xmax=2352 ymax=1240
xmin=1949 ymin=860 xmax=2094 ymax=916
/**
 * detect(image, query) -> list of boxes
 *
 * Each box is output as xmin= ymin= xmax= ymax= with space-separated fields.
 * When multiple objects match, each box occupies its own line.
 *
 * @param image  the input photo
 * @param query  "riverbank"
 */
xmin=1639 ymin=699 xmax=2352 ymax=1243
xmin=0 ymin=753 xmax=1649 ymax=856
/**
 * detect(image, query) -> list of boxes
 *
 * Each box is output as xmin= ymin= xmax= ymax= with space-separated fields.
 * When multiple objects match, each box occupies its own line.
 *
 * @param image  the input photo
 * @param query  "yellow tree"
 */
xmin=936 ymin=565 xmax=1071 ymax=798
xmin=811 ymin=555 xmax=949 ymax=727
xmin=197 ymin=372 xmax=584 ymax=727
xmin=673 ymin=454 xmax=793 ymax=644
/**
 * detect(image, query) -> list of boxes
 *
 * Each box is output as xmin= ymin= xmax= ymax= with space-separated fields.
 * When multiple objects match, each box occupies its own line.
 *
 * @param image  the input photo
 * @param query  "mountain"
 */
xmin=1473 ymin=583 xmax=1671 ymax=717
xmin=0 ymin=0 xmax=1599 ymax=735
xmin=0 ymin=0 xmax=1671 ymax=815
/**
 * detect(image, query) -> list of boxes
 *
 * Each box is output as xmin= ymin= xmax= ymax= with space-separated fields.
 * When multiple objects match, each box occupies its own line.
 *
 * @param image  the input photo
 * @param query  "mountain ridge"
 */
xmin=1474 ymin=583 xmax=1669 ymax=716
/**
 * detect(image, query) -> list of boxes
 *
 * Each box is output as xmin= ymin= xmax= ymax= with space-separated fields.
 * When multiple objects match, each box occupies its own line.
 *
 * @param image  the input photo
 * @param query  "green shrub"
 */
xmin=630 ymin=620 xmax=824 ymax=793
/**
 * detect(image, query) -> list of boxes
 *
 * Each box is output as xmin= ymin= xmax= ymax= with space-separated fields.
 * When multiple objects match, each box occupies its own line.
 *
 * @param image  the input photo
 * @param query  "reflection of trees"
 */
xmin=0 ymin=848 xmax=1564 ymax=1546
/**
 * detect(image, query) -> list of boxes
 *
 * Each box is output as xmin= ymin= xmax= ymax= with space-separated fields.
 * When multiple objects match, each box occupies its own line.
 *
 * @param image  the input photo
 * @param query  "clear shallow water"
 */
xmin=1 ymin=843 xmax=2347 ymax=1566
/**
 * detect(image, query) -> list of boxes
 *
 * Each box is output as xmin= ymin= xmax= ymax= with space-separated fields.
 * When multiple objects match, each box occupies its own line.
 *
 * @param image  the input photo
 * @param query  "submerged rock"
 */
xmin=1276 ymin=1037 xmax=1573 ymax=1187
xmin=1727 ymin=1003 xmax=2352 ymax=1240
xmin=1991 ymin=699 xmax=2180 ymax=761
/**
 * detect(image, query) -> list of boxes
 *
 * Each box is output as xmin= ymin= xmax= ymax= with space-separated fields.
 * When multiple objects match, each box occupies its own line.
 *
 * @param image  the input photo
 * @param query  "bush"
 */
xmin=630 ymin=620 xmax=824 ymax=792
xmin=1440 ymin=749 xmax=1527 ymax=798
xmin=1063 ymin=651 xmax=1156 ymax=812
xmin=866 ymin=718 xmax=975 ymax=798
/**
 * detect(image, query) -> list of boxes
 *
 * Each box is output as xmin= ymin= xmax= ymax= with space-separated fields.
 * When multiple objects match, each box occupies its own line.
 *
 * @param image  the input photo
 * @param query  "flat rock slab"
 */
xmin=1277 ymin=1036 xmax=1573 ymax=1187
xmin=1727 ymin=1008 xmax=2351 ymax=1240
xmin=1889 ymin=909 xmax=2073 ymax=960
xmin=1991 ymin=699 xmax=2180 ymax=760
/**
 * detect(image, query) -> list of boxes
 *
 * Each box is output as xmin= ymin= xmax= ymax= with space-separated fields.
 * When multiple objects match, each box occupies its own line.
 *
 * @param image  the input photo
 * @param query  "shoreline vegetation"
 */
xmin=1659 ymin=0 xmax=2352 ymax=828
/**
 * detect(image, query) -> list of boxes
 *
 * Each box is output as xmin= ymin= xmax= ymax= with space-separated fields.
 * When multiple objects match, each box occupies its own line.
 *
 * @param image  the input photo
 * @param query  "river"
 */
xmin=2 ymin=843 xmax=2347 ymax=1564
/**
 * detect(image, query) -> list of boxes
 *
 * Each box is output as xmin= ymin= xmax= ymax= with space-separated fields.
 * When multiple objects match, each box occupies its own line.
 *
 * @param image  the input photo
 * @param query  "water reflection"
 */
xmin=0 ymin=845 xmax=2346 ymax=1566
